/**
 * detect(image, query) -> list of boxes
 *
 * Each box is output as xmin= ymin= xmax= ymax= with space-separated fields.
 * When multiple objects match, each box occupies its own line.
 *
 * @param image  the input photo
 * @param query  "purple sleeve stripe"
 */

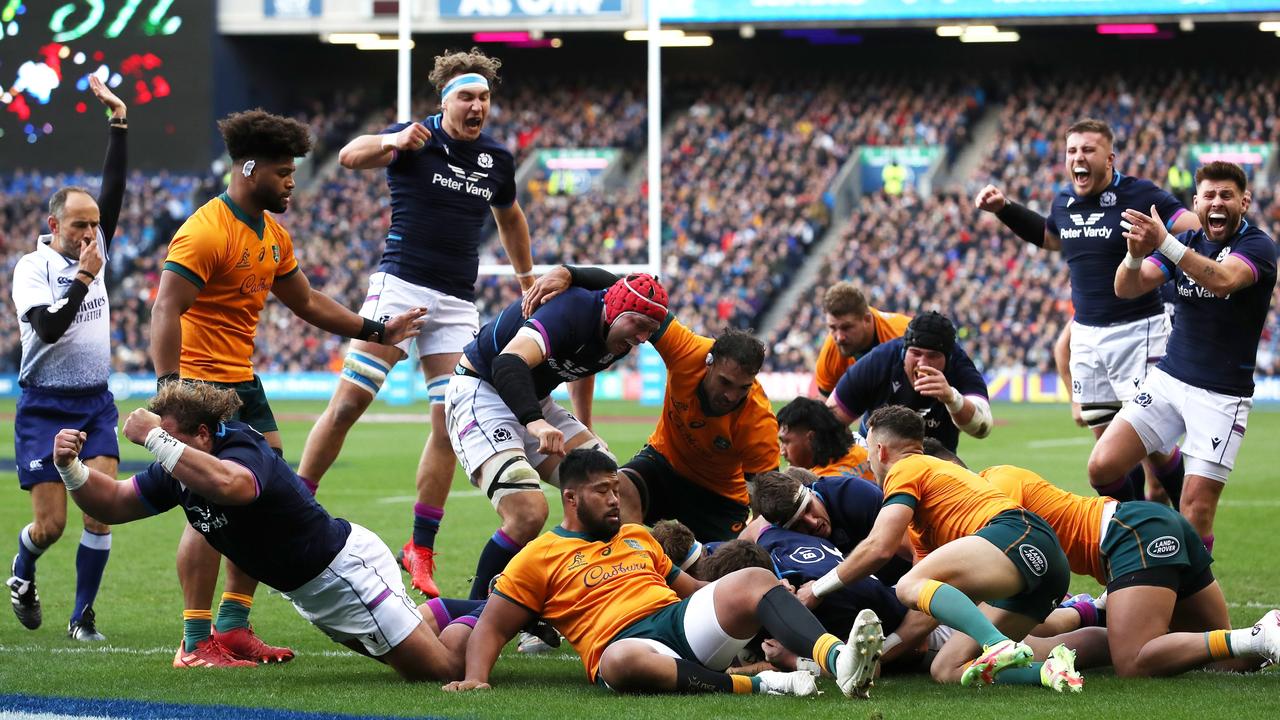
xmin=1230 ymin=252 xmax=1260 ymax=283
xmin=1165 ymin=207 xmax=1186 ymax=229
xmin=528 ymin=319 xmax=552 ymax=354
xmin=366 ymin=587 xmax=393 ymax=611
xmin=131 ymin=476 xmax=160 ymax=516
xmin=1145 ymin=256 xmax=1172 ymax=280
xmin=832 ymin=392 xmax=855 ymax=421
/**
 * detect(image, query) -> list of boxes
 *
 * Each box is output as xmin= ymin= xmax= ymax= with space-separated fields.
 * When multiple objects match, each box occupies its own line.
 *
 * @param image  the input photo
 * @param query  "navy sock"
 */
xmin=412 ymin=503 xmax=444 ymax=550
xmin=441 ymin=597 xmax=485 ymax=619
xmin=14 ymin=524 xmax=45 ymax=581
xmin=1125 ymin=465 xmax=1146 ymax=501
xmin=1155 ymin=447 xmax=1184 ymax=509
xmin=71 ymin=530 xmax=111 ymax=622
xmin=469 ymin=530 xmax=523 ymax=600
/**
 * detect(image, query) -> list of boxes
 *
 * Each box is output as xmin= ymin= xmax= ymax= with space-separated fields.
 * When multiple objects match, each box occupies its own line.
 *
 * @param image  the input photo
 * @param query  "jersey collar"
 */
xmin=218 ymin=192 xmax=266 ymax=240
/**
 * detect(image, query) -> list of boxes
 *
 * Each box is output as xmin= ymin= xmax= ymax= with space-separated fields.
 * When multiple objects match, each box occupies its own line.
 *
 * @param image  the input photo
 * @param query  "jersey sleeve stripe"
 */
xmin=1230 ymin=252 xmax=1260 ymax=283
xmin=522 ymin=321 xmax=552 ymax=355
xmin=276 ymin=264 xmax=301 ymax=281
xmin=162 ymin=261 xmax=206 ymax=289
xmin=883 ymin=492 xmax=917 ymax=509
xmin=491 ymin=588 xmax=540 ymax=616
xmin=1165 ymin=207 xmax=1186 ymax=229
xmin=224 ymin=458 xmax=263 ymax=499
xmin=1145 ymin=256 xmax=1173 ymax=280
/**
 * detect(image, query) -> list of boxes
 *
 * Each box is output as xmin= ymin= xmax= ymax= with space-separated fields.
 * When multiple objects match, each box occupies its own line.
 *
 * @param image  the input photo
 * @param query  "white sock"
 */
xmin=1228 ymin=627 xmax=1262 ymax=656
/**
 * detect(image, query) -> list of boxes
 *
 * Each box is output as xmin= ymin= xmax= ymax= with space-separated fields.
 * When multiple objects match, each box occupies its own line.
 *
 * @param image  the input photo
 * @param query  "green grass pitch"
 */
xmin=1 ymin=400 xmax=1278 ymax=718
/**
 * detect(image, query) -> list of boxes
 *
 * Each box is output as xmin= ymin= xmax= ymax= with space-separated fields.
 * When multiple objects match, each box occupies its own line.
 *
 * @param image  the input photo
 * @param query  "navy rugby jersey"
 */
xmin=758 ymin=526 xmax=907 ymax=636
xmin=832 ymin=338 xmax=988 ymax=452
xmin=132 ymin=422 xmax=351 ymax=591
xmin=379 ymin=114 xmax=516 ymax=302
xmin=806 ymin=476 xmax=910 ymax=585
xmin=463 ymin=287 xmax=628 ymax=399
xmin=1046 ymin=172 xmax=1186 ymax=326
xmin=1148 ymin=220 xmax=1277 ymax=396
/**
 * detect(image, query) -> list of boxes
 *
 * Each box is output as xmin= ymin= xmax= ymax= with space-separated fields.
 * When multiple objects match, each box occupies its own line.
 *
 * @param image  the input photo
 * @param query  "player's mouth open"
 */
xmin=465 ymin=117 xmax=483 ymax=128
xmin=1072 ymin=167 xmax=1090 ymax=182
xmin=1207 ymin=212 xmax=1228 ymax=231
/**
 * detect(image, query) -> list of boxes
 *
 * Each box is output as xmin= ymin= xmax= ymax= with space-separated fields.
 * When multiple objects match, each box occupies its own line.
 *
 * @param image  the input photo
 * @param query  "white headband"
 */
xmin=679 ymin=540 xmax=704 ymax=572
xmin=783 ymin=485 xmax=814 ymax=530
xmin=442 ymin=73 xmax=489 ymax=102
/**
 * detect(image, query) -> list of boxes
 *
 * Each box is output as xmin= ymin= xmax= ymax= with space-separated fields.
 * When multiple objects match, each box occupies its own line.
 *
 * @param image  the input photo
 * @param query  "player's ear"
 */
xmin=47 ymin=215 xmax=58 ymax=234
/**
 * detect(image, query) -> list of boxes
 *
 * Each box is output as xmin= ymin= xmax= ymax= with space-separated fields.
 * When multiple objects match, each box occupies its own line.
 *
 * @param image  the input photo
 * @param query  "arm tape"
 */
xmin=955 ymin=396 xmax=993 ymax=438
xmin=565 ymin=265 xmax=621 ymax=290
xmin=144 ymin=427 xmax=187 ymax=474
xmin=490 ymin=354 xmax=545 ymax=426
xmin=58 ymin=458 xmax=89 ymax=492
xmin=995 ymin=201 xmax=1047 ymax=247
xmin=812 ymin=567 xmax=845 ymax=599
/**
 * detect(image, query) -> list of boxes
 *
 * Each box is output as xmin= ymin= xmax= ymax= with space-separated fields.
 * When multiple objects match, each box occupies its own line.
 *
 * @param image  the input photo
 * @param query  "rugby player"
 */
xmin=813 ymin=283 xmax=909 ymax=398
xmin=298 ymin=48 xmax=535 ymax=598
xmin=826 ymin=311 xmax=991 ymax=452
xmin=151 ymin=110 xmax=424 ymax=667
xmin=445 ymin=273 xmax=667 ymax=600
xmin=51 ymin=383 xmax=469 ymax=679
xmin=800 ymin=406 xmax=1082 ymax=691
xmin=776 ymin=397 xmax=873 ymax=481
xmin=442 ymin=449 xmax=882 ymax=699
xmin=1093 ymin=160 xmax=1277 ymax=549
xmin=7 ymin=76 xmax=127 ymax=641
xmin=975 ymin=118 xmax=1194 ymax=503
xmin=521 ymin=265 xmax=780 ymax=541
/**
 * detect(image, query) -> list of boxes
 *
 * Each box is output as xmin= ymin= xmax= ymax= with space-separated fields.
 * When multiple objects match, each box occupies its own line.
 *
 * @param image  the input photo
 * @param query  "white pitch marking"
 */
xmin=1026 ymin=437 xmax=1093 ymax=448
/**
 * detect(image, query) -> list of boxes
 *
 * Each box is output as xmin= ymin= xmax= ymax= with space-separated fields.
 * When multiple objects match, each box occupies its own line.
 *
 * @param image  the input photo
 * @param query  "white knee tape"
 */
xmin=1081 ymin=402 xmax=1122 ymax=429
xmin=480 ymin=449 xmax=542 ymax=508
xmin=340 ymin=350 xmax=392 ymax=397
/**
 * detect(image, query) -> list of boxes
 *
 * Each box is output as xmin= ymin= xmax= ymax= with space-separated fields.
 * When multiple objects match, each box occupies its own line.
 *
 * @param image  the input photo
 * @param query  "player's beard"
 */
xmin=577 ymin=504 xmax=621 ymax=540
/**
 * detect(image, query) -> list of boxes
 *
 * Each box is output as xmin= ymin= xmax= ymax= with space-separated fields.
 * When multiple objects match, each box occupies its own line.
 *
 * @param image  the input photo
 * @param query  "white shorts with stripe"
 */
xmin=444 ymin=373 xmax=589 ymax=490
xmin=1070 ymin=314 xmax=1170 ymax=405
xmin=281 ymin=523 xmax=422 ymax=657
xmin=1116 ymin=366 xmax=1252 ymax=482
xmin=358 ymin=272 xmax=479 ymax=358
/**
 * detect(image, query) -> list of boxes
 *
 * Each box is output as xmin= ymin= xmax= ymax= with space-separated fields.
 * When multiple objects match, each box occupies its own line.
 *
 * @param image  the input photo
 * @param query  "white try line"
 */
xmin=374 ymin=487 xmax=559 ymax=504
xmin=1220 ymin=499 xmax=1280 ymax=508
xmin=1026 ymin=437 xmax=1094 ymax=449
xmin=0 ymin=643 xmax=579 ymax=662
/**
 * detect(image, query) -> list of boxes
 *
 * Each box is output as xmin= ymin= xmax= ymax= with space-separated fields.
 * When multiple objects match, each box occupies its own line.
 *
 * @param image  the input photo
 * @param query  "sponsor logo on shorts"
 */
xmin=1018 ymin=544 xmax=1048 ymax=577
xmin=492 ymin=427 xmax=513 ymax=442
xmin=28 ymin=459 xmax=43 ymax=471
xmin=1134 ymin=392 xmax=1153 ymax=408
xmin=1072 ymin=380 xmax=1082 ymax=395
xmin=1146 ymin=535 xmax=1180 ymax=559
xmin=1212 ymin=437 xmax=1222 ymax=449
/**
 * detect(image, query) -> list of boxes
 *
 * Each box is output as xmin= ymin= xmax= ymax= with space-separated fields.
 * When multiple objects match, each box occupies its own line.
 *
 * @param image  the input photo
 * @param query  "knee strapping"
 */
xmin=1081 ymin=402 xmax=1122 ymax=429
xmin=480 ymin=450 xmax=542 ymax=505
xmin=426 ymin=374 xmax=451 ymax=406
xmin=340 ymin=350 xmax=392 ymax=397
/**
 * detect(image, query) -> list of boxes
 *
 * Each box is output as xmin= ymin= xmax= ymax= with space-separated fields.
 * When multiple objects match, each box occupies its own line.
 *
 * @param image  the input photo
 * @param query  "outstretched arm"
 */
xmin=442 ymin=594 xmax=533 ymax=691
xmin=53 ymin=429 xmax=152 ymax=524
xmin=90 ymin=75 xmax=128 ymax=247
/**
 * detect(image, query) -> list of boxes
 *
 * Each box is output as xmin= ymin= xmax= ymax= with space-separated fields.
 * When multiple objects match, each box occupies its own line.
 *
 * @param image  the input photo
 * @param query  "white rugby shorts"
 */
xmin=1070 ymin=314 xmax=1169 ymax=405
xmin=444 ymin=373 xmax=589 ymax=505
xmin=282 ymin=523 xmax=422 ymax=656
xmin=1117 ymin=366 xmax=1252 ymax=482
xmin=358 ymin=272 xmax=479 ymax=357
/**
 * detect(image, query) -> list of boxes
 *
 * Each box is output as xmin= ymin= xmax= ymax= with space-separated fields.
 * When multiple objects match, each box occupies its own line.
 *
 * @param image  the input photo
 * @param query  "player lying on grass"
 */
xmin=797 ymin=405 xmax=1083 ymax=691
xmin=443 ymin=449 xmax=883 ymax=698
xmin=50 ymin=382 xmax=467 ymax=680
xmin=924 ymin=443 xmax=1280 ymax=677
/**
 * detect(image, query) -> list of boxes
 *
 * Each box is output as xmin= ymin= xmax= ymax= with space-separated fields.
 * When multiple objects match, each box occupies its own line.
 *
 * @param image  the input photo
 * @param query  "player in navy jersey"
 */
xmin=446 ymin=274 xmax=669 ymax=600
xmin=975 ymin=118 xmax=1198 ymax=504
xmin=1094 ymin=161 xmax=1277 ymax=551
xmin=298 ymin=48 xmax=535 ymax=597
xmin=826 ymin=312 xmax=991 ymax=453
xmin=748 ymin=470 xmax=912 ymax=586
xmin=49 ymin=382 xmax=470 ymax=680
xmin=7 ymin=77 xmax=126 ymax=642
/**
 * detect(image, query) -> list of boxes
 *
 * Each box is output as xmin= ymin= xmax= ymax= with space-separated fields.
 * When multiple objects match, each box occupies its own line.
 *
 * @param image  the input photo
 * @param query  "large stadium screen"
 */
xmin=661 ymin=0 xmax=1280 ymax=23
xmin=0 ymin=1 xmax=213 ymax=171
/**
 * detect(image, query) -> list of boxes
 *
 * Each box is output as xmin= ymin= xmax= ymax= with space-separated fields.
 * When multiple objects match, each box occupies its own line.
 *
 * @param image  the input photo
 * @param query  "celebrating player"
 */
xmin=298 ymin=48 xmax=535 ymax=598
xmin=50 ymin=383 xmax=465 ymax=681
xmin=443 ymin=449 xmax=881 ymax=699
xmin=975 ymin=118 xmax=1194 ymax=502
xmin=827 ymin=311 xmax=991 ymax=451
xmin=1091 ymin=161 xmax=1277 ymax=549
xmin=150 ymin=110 xmax=424 ymax=667
xmin=7 ymin=76 xmax=127 ymax=642
xmin=813 ymin=283 xmax=909 ymax=398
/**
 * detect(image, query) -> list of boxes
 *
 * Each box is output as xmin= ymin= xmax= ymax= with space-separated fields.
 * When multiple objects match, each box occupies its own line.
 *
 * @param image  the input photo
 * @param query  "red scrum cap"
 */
xmin=603 ymin=273 xmax=669 ymax=326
